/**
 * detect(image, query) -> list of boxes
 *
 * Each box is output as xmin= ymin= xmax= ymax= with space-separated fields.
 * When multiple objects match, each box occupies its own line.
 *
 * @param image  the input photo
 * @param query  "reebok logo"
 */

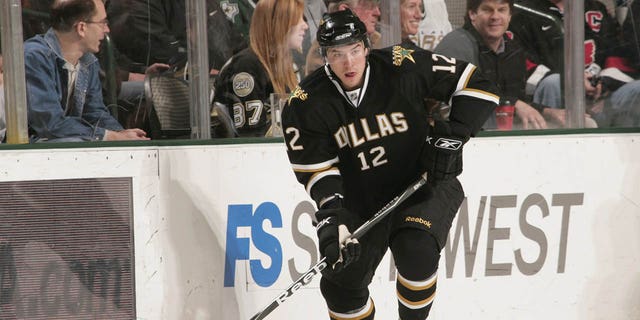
xmin=315 ymin=217 xmax=333 ymax=231
xmin=541 ymin=25 xmax=552 ymax=31
xmin=405 ymin=216 xmax=432 ymax=228
xmin=434 ymin=138 xmax=462 ymax=150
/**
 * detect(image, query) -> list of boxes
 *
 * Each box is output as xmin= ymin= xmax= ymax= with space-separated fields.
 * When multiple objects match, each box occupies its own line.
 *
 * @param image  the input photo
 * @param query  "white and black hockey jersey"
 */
xmin=282 ymin=45 xmax=499 ymax=217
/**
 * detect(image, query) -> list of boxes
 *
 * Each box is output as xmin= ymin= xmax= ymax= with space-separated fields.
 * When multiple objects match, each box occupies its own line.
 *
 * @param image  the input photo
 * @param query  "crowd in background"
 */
xmin=2 ymin=0 xmax=640 ymax=143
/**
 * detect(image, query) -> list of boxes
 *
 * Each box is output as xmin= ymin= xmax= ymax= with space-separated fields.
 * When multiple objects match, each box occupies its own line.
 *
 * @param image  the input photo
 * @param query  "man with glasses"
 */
xmin=24 ymin=0 xmax=149 ymax=142
xmin=305 ymin=0 xmax=382 ymax=75
xmin=282 ymin=9 xmax=498 ymax=319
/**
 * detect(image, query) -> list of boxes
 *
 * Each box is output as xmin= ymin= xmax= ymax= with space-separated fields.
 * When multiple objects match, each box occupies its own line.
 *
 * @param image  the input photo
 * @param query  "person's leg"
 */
xmin=533 ymin=73 xmax=562 ymax=108
xmin=389 ymin=178 xmax=465 ymax=319
xmin=116 ymin=81 xmax=150 ymax=129
xmin=117 ymin=81 xmax=145 ymax=104
xmin=319 ymin=221 xmax=389 ymax=319
xmin=607 ymin=80 xmax=640 ymax=127
xmin=391 ymin=229 xmax=440 ymax=320
xmin=320 ymin=278 xmax=375 ymax=320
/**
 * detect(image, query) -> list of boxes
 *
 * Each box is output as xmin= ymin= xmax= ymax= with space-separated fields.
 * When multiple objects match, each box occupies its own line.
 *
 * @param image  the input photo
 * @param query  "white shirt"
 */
xmin=63 ymin=61 xmax=79 ymax=114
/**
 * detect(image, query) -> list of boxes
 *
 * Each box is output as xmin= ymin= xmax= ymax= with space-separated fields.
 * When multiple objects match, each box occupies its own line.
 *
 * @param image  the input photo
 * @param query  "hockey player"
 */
xmin=281 ymin=9 xmax=499 ymax=320
xmin=212 ymin=0 xmax=308 ymax=137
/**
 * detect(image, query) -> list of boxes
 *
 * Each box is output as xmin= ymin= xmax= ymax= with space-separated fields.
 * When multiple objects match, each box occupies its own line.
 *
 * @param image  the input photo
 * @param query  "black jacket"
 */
xmin=107 ymin=0 xmax=247 ymax=70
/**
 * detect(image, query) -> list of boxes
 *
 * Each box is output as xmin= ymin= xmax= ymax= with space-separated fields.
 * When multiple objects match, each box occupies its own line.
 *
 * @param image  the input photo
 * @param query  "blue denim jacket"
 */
xmin=24 ymin=28 xmax=123 ymax=141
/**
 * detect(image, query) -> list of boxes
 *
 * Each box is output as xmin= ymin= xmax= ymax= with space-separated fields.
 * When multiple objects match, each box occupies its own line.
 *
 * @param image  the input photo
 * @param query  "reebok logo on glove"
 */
xmin=315 ymin=216 xmax=335 ymax=231
xmin=427 ymin=136 xmax=463 ymax=151
xmin=422 ymin=122 xmax=467 ymax=182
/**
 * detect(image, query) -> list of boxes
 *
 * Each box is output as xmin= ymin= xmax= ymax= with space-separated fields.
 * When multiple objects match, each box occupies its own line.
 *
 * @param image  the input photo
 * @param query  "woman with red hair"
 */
xmin=212 ymin=0 xmax=308 ymax=137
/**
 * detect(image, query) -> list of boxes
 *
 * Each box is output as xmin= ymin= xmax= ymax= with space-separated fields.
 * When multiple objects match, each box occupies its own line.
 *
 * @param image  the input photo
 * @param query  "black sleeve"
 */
xmin=281 ymin=91 xmax=345 ymax=209
xmin=417 ymin=50 xmax=500 ymax=136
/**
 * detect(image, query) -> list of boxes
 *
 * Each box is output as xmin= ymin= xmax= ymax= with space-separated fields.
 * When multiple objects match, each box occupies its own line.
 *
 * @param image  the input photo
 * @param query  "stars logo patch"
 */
xmin=288 ymin=86 xmax=308 ymax=105
xmin=392 ymin=46 xmax=416 ymax=66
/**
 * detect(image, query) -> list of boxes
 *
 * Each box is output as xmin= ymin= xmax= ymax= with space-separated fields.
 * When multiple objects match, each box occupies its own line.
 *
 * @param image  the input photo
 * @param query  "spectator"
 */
xmin=222 ymin=0 xmax=316 ymax=80
xmin=510 ymin=0 xmax=635 ymax=127
xmin=107 ymin=0 xmax=246 ymax=74
xmin=305 ymin=0 xmax=382 ymax=74
xmin=604 ymin=0 xmax=640 ymax=127
xmin=24 ymin=0 xmax=149 ymax=142
xmin=21 ymin=0 xmax=170 ymax=130
xmin=407 ymin=0 xmax=453 ymax=50
xmin=435 ymin=0 xmax=591 ymax=129
xmin=401 ymin=0 xmax=425 ymax=46
xmin=212 ymin=0 xmax=308 ymax=137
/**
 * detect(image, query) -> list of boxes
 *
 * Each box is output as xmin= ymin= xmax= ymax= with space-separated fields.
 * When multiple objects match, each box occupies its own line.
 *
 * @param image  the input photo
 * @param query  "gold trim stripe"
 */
xmin=397 ymin=289 xmax=436 ymax=310
xmin=397 ymin=271 xmax=437 ymax=291
xmin=291 ymin=157 xmax=339 ymax=172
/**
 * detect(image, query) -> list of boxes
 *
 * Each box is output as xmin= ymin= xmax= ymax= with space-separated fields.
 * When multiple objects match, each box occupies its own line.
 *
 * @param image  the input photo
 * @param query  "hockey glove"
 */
xmin=421 ymin=121 xmax=469 ymax=183
xmin=315 ymin=208 xmax=361 ymax=271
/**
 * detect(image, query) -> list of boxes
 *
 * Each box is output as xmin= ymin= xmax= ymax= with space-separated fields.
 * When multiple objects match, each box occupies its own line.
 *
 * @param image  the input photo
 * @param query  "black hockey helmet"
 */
xmin=317 ymin=9 xmax=370 ymax=55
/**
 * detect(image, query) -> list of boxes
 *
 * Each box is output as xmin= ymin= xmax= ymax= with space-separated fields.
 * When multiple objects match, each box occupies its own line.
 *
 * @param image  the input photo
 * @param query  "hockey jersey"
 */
xmin=509 ymin=0 xmax=624 ymax=79
xmin=213 ymin=48 xmax=273 ymax=137
xmin=282 ymin=46 xmax=499 ymax=217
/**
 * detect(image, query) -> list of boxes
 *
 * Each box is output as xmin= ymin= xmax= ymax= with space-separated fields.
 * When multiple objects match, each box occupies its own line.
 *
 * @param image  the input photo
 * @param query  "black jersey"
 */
xmin=282 ymin=45 xmax=499 ymax=217
xmin=510 ymin=0 xmax=623 ymax=75
xmin=213 ymin=48 xmax=273 ymax=137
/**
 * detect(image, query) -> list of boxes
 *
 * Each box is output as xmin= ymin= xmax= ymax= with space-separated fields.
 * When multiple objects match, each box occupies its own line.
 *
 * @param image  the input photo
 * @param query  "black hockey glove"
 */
xmin=421 ymin=121 xmax=469 ymax=183
xmin=315 ymin=208 xmax=361 ymax=271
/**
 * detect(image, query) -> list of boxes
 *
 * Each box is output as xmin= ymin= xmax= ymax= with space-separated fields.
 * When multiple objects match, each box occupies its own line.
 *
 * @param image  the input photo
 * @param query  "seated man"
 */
xmin=435 ymin=0 xmax=594 ymax=129
xmin=24 ymin=0 xmax=149 ymax=142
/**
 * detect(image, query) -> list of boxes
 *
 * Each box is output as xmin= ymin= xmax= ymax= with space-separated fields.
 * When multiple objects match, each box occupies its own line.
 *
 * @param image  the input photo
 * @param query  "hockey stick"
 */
xmin=249 ymin=172 xmax=429 ymax=320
